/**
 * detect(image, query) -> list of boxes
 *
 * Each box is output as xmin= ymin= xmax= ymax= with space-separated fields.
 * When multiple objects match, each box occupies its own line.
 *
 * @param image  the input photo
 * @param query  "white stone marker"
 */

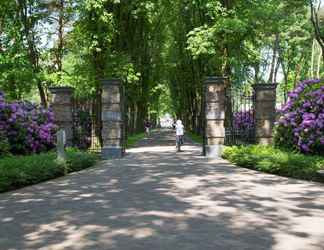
xmin=57 ymin=129 xmax=67 ymax=162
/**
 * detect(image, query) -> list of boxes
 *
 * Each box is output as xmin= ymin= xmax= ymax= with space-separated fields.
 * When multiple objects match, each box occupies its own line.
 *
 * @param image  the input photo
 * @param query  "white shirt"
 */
xmin=176 ymin=124 xmax=184 ymax=136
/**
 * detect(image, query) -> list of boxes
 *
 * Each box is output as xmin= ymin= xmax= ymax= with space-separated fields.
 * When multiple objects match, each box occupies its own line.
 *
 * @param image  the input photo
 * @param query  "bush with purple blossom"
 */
xmin=0 ymin=92 xmax=57 ymax=155
xmin=233 ymin=110 xmax=254 ymax=130
xmin=274 ymin=79 xmax=324 ymax=154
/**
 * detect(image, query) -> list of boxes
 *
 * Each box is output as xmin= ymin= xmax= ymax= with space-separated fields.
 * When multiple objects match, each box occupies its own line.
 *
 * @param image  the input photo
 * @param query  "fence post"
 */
xmin=101 ymin=79 xmax=125 ymax=159
xmin=253 ymin=84 xmax=277 ymax=145
xmin=49 ymin=87 xmax=74 ymax=147
xmin=204 ymin=77 xmax=228 ymax=158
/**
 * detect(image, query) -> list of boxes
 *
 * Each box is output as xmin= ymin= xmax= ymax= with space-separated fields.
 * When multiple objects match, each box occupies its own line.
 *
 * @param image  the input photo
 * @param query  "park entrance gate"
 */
xmin=203 ymin=77 xmax=277 ymax=158
xmin=224 ymin=85 xmax=256 ymax=146
xmin=49 ymin=79 xmax=126 ymax=159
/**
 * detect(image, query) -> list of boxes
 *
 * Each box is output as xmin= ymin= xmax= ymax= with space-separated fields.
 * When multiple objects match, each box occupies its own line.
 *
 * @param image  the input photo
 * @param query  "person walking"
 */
xmin=144 ymin=119 xmax=151 ymax=137
xmin=175 ymin=119 xmax=184 ymax=152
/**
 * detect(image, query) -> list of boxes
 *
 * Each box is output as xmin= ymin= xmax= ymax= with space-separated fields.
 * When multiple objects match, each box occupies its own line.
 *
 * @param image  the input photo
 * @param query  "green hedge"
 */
xmin=222 ymin=145 xmax=324 ymax=182
xmin=187 ymin=132 xmax=203 ymax=144
xmin=0 ymin=149 xmax=98 ymax=193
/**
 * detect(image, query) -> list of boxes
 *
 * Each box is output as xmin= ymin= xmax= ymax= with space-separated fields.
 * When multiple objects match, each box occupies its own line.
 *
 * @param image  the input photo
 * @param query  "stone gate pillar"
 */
xmin=101 ymin=79 xmax=125 ymax=159
xmin=204 ymin=77 xmax=227 ymax=158
xmin=49 ymin=87 xmax=74 ymax=146
xmin=253 ymin=84 xmax=277 ymax=145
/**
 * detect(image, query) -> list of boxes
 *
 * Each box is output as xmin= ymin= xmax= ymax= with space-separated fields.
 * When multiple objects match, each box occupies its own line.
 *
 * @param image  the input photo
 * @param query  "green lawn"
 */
xmin=0 ymin=149 xmax=98 ymax=193
xmin=222 ymin=145 xmax=324 ymax=182
xmin=187 ymin=131 xmax=203 ymax=144
xmin=126 ymin=132 xmax=146 ymax=148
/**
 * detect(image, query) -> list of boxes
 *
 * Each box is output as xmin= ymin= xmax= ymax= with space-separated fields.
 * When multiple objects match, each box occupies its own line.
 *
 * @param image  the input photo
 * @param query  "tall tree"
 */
xmin=16 ymin=0 xmax=49 ymax=106
xmin=310 ymin=0 xmax=324 ymax=62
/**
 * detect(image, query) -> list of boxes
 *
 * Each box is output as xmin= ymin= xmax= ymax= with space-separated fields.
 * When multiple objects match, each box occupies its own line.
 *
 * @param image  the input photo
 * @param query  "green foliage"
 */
xmin=65 ymin=148 xmax=98 ymax=172
xmin=186 ymin=0 xmax=312 ymax=87
xmin=187 ymin=132 xmax=203 ymax=144
xmin=0 ymin=149 xmax=98 ymax=193
xmin=0 ymin=1 xmax=36 ymax=100
xmin=187 ymin=26 xmax=216 ymax=58
xmin=273 ymin=123 xmax=296 ymax=151
xmin=126 ymin=132 xmax=146 ymax=148
xmin=149 ymin=83 xmax=174 ymax=119
xmin=0 ymin=0 xmax=318 ymax=136
xmin=222 ymin=145 xmax=324 ymax=182
xmin=0 ymin=132 xmax=10 ymax=156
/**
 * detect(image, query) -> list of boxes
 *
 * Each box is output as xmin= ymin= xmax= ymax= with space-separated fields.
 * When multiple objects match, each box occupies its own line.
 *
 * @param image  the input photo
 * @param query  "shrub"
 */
xmin=0 ymin=92 xmax=56 ymax=155
xmin=0 ymin=130 xmax=10 ymax=156
xmin=66 ymin=148 xmax=98 ymax=172
xmin=72 ymin=110 xmax=92 ymax=150
xmin=233 ymin=110 xmax=254 ymax=130
xmin=274 ymin=79 xmax=324 ymax=154
xmin=223 ymin=145 xmax=324 ymax=182
xmin=0 ymin=149 xmax=98 ymax=193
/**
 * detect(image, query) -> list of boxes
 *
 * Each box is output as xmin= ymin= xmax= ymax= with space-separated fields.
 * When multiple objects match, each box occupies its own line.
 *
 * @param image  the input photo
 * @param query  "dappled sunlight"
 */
xmin=127 ymin=145 xmax=201 ymax=154
xmin=25 ymin=222 xmax=111 ymax=249
xmin=0 ymin=130 xmax=324 ymax=249
xmin=159 ymin=162 xmax=324 ymax=250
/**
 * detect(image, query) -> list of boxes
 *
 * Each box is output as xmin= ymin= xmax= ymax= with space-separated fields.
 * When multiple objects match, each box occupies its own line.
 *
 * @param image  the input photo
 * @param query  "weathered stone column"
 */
xmin=204 ymin=77 xmax=227 ymax=158
xmin=101 ymin=79 xmax=125 ymax=159
xmin=253 ymin=84 xmax=277 ymax=145
xmin=49 ymin=87 xmax=74 ymax=146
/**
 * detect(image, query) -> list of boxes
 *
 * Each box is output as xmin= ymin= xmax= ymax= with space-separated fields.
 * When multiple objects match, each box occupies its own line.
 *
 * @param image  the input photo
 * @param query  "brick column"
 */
xmin=49 ymin=87 xmax=74 ymax=146
xmin=204 ymin=77 xmax=227 ymax=158
xmin=253 ymin=84 xmax=277 ymax=145
xmin=101 ymin=79 xmax=125 ymax=159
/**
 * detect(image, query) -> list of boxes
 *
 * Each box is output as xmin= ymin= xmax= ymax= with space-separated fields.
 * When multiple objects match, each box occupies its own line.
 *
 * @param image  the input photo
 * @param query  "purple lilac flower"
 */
xmin=0 ymin=92 xmax=57 ymax=155
xmin=275 ymin=79 xmax=324 ymax=154
xmin=233 ymin=111 xmax=254 ymax=130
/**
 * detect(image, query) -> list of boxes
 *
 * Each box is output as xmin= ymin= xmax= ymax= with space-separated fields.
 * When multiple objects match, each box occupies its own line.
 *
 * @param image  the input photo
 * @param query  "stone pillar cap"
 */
xmin=49 ymin=87 xmax=74 ymax=94
xmin=253 ymin=83 xmax=277 ymax=90
xmin=101 ymin=79 xmax=122 ymax=86
xmin=204 ymin=76 xmax=229 ymax=84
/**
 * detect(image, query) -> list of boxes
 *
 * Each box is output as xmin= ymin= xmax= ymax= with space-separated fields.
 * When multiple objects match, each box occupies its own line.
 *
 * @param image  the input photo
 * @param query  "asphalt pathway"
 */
xmin=0 ymin=129 xmax=324 ymax=250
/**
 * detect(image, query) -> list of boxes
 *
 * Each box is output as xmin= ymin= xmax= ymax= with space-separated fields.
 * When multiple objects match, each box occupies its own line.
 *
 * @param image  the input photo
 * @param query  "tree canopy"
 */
xmin=0 ymin=0 xmax=322 ymax=133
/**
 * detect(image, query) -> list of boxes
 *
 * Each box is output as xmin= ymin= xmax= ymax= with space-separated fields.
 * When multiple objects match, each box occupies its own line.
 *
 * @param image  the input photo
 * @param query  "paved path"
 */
xmin=0 ymin=130 xmax=324 ymax=250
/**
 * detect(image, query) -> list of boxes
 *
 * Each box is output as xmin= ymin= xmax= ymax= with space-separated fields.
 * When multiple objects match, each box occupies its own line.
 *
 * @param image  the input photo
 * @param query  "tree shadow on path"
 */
xmin=0 ymin=130 xmax=323 ymax=250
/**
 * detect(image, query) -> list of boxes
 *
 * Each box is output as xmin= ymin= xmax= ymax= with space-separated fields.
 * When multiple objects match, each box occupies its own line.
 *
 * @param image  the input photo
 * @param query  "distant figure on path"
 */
xmin=175 ymin=119 xmax=184 ymax=152
xmin=144 ymin=119 xmax=151 ymax=137
xmin=172 ymin=120 xmax=176 ymax=129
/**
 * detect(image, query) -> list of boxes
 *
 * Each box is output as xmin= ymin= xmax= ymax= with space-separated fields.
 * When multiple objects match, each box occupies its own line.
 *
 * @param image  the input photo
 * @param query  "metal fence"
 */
xmin=224 ymin=86 xmax=256 ymax=146
xmin=72 ymin=100 xmax=102 ymax=153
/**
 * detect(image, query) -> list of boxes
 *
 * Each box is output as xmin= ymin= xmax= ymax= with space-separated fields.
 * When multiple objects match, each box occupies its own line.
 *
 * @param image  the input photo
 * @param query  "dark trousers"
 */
xmin=176 ymin=135 xmax=183 ymax=151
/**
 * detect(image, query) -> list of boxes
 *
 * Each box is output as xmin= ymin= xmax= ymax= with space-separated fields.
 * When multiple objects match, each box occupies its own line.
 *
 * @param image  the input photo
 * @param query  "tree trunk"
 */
xmin=317 ymin=48 xmax=322 ymax=78
xmin=92 ymin=49 xmax=105 ymax=146
xmin=310 ymin=1 xmax=324 ymax=63
xmin=268 ymin=33 xmax=280 ymax=83
xmin=293 ymin=56 xmax=304 ymax=88
xmin=17 ymin=0 xmax=47 ymax=107
xmin=56 ymin=0 xmax=64 ymax=82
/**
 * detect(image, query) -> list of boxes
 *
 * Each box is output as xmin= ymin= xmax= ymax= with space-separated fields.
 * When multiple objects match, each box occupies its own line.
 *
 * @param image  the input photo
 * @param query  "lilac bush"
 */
xmin=233 ymin=110 xmax=254 ymax=130
xmin=0 ymin=92 xmax=57 ymax=155
xmin=274 ymin=79 xmax=324 ymax=154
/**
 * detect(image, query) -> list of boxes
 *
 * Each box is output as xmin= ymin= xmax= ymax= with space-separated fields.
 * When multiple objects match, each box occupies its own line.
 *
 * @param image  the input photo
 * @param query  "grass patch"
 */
xmin=222 ymin=145 xmax=324 ymax=182
xmin=0 ymin=148 xmax=98 ymax=193
xmin=127 ymin=132 xmax=145 ymax=148
xmin=187 ymin=131 xmax=203 ymax=144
